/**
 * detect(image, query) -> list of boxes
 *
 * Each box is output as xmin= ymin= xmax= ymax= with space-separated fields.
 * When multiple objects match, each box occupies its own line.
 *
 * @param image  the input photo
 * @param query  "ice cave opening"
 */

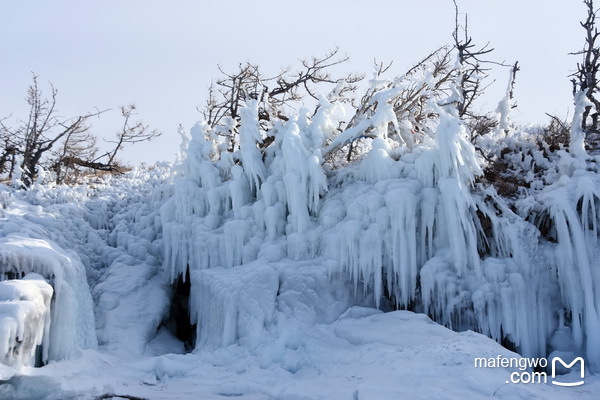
xmin=166 ymin=270 xmax=196 ymax=351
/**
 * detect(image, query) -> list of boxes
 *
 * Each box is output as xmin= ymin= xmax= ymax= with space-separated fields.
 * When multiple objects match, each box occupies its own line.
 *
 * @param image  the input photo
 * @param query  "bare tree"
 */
xmin=0 ymin=74 xmax=107 ymax=186
xmin=1 ymin=75 xmax=161 ymax=186
xmin=571 ymin=0 xmax=600 ymax=150
xmin=103 ymin=104 xmax=161 ymax=166
xmin=58 ymin=104 xmax=161 ymax=179
xmin=0 ymin=117 xmax=19 ymax=178
xmin=51 ymin=126 xmax=98 ymax=184
xmin=452 ymin=0 xmax=495 ymax=119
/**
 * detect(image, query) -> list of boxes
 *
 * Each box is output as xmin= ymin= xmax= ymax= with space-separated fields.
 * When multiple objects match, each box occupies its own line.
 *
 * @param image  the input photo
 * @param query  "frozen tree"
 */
xmin=451 ymin=1 xmax=520 ymax=143
xmin=495 ymin=61 xmax=520 ymax=135
xmin=571 ymin=0 xmax=600 ymax=151
xmin=323 ymin=47 xmax=456 ymax=163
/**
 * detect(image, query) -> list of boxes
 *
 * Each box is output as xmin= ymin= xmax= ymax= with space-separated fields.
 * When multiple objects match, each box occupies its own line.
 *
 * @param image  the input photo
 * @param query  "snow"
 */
xmin=2 ymin=305 xmax=599 ymax=399
xmin=94 ymin=253 xmax=169 ymax=358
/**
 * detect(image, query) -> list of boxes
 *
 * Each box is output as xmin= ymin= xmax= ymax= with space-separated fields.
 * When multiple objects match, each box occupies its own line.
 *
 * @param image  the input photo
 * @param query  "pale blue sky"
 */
xmin=0 ymin=1 xmax=583 ymax=165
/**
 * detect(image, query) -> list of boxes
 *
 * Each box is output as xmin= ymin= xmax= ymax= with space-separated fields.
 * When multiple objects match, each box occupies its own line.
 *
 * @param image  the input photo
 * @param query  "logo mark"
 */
xmin=551 ymin=357 xmax=585 ymax=387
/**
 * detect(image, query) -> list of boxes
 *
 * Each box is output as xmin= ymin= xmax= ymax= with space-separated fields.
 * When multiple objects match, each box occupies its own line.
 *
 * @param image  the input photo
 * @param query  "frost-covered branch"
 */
xmin=198 ymin=49 xmax=363 ymax=136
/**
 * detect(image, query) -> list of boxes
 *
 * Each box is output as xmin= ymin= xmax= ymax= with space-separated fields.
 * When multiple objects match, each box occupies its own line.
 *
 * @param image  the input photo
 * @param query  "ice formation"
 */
xmin=0 ymin=275 xmax=52 ymax=368
xmin=0 ymin=235 xmax=96 ymax=363
xmin=189 ymin=263 xmax=279 ymax=349
xmin=154 ymin=57 xmax=600 ymax=375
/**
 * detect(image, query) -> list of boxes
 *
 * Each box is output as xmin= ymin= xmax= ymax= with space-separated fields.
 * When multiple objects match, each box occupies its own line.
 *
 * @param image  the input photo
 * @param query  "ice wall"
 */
xmin=536 ymin=175 xmax=600 ymax=371
xmin=190 ymin=263 xmax=279 ymax=349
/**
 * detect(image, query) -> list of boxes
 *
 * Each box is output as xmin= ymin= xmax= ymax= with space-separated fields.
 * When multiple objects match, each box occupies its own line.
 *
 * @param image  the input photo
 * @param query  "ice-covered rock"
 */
xmin=0 ymin=274 xmax=52 ymax=369
xmin=0 ymin=235 xmax=97 ymax=362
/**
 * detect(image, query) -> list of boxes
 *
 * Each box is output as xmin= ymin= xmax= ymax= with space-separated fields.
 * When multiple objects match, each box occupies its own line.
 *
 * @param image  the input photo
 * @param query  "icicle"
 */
xmin=238 ymin=100 xmax=267 ymax=193
xmin=189 ymin=264 xmax=279 ymax=349
xmin=384 ymin=187 xmax=419 ymax=307
xmin=229 ymin=165 xmax=250 ymax=219
xmin=280 ymin=120 xmax=327 ymax=234
xmin=570 ymin=90 xmax=591 ymax=164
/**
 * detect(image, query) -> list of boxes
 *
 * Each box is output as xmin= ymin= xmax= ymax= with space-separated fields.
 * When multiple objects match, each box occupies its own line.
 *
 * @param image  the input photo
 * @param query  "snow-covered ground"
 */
xmin=2 ymin=305 xmax=599 ymax=399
